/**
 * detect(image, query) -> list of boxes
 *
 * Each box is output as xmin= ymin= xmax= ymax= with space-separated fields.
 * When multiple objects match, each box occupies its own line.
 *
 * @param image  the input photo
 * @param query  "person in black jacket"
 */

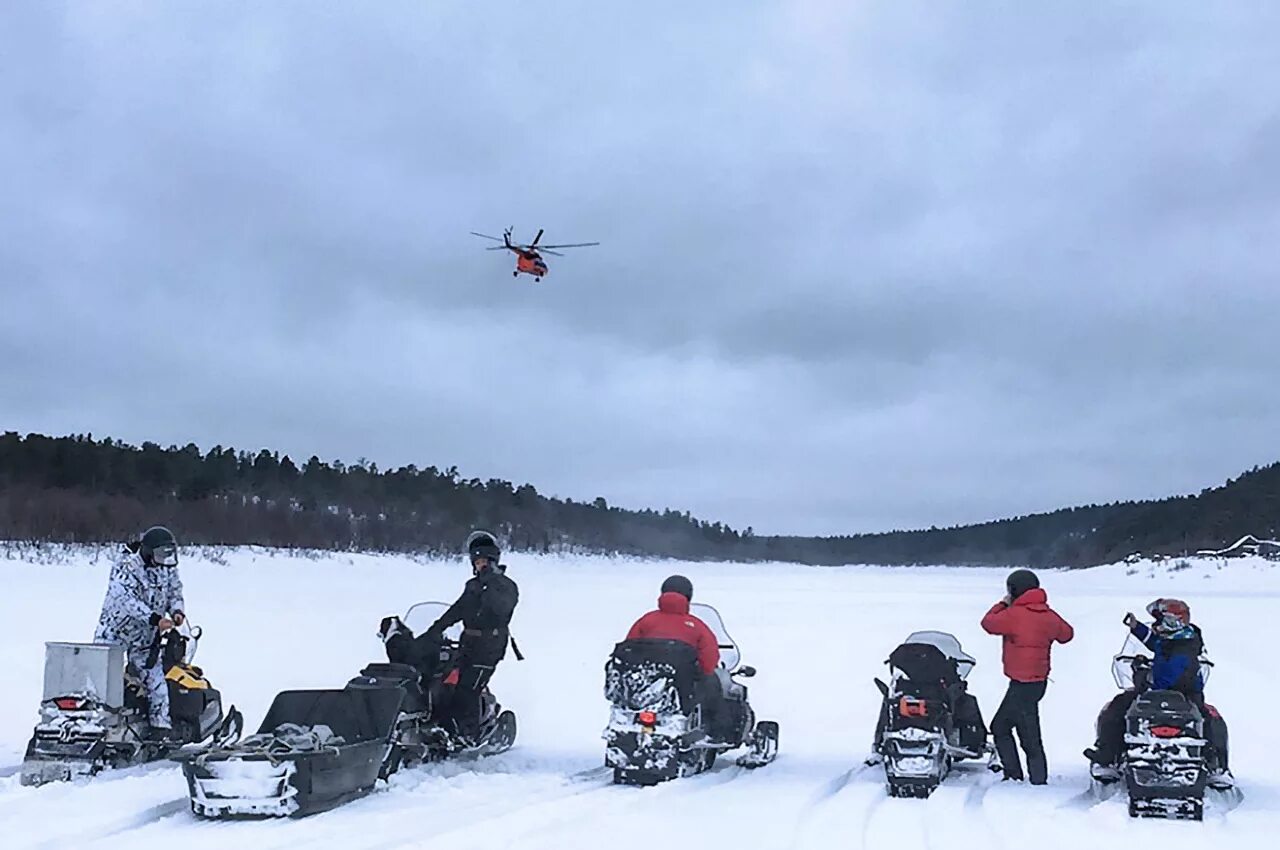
xmin=424 ymin=530 xmax=519 ymax=743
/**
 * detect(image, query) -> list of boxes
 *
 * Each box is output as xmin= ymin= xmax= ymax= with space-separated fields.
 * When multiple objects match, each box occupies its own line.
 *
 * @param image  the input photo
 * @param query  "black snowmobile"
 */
xmin=602 ymin=603 xmax=779 ymax=786
xmin=179 ymin=601 xmax=516 ymax=819
xmin=1088 ymin=636 xmax=1240 ymax=820
xmin=351 ymin=600 xmax=517 ymax=774
xmin=20 ymin=625 xmax=242 ymax=787
xmin=872 ymin=631 xmax=991 ymax=798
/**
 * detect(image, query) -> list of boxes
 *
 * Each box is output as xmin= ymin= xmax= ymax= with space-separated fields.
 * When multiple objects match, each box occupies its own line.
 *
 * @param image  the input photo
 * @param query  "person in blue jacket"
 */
xmin=1085 ymin=598 xmax=1232 ymax=787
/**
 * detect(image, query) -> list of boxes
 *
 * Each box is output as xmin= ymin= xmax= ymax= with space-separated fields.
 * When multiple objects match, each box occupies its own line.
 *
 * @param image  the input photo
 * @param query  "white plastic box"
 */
xmin=42 ymin=642 xmax=126 ymax=708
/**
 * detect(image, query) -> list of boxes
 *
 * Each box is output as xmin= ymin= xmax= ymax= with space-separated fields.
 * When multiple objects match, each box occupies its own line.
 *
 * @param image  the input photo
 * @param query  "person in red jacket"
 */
xmin=626 ymin=575 xmax=725 ymax=738
xmin=980 ymin=569 xmax=1074 ymax=784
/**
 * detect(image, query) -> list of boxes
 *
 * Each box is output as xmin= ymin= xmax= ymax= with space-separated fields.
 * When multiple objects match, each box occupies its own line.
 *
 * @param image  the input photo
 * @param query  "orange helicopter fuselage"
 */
xmin=515 ymin=251 xmax=548 ymax=278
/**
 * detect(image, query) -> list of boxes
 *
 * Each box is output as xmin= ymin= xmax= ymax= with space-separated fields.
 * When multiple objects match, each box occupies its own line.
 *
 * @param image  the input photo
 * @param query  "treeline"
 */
xmin=1 ymin=431 xmax=1277 ymax=567
xmin=0 ymin=432 xmax=751 ymax=559
xmin=771 ymin=460 xmax=1280 ymax=566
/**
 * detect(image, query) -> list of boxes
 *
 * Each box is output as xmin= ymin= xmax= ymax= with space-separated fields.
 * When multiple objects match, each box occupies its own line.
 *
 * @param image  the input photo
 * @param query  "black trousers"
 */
xmin=698 ymin=673 xmax=726 ymax=740
xmin=446 ymin=663 xmax=496 ymax=740
xmin=992 ymin=680 xmax=1048 ymax=783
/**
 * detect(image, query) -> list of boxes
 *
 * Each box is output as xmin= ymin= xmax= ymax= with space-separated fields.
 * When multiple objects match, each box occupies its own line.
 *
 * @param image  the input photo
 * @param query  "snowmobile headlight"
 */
xmin=637 ymin=711 xmax=657 ymax=727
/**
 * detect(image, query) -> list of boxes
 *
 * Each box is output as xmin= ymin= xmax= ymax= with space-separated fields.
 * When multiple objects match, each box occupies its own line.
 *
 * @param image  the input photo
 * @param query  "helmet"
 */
xmin=1147 ymin=598 xmax=1191 ymax=635
xmin=140 ymin=526 xmax=178 ymax=568
xmin=465 ymin=529 xmax=501 ymax=572
xmin=660 ymin=574 xmax=693 ymax=601
xmin=1006 ymin=569 xmax=1039 ymax=601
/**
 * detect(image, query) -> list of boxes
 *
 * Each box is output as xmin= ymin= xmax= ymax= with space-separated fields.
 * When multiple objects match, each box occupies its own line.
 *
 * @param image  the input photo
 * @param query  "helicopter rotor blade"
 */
xmin=470 ymin=231 xmax=506 ymax=243
xmin=530 ymin=229 xmax=544 ymax=247
xmin=540 ymin=249 xmax=564 ymax=257
xmin=538 ymin=242 xmax=600 ymax=249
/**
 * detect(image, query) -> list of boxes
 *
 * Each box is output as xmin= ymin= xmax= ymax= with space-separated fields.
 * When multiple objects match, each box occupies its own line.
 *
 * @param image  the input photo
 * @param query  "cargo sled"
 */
xmin=178 ymin=687 xmax=403 ymax=819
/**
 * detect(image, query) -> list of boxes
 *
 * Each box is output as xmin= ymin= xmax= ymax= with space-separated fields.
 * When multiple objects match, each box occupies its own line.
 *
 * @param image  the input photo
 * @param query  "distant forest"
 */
xmin=1 ymin=432 xmax=1277 ymax=567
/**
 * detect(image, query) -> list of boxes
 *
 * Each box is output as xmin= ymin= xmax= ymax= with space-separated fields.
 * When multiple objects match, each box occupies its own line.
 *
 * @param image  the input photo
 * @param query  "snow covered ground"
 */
xmin=1 ymin=545 xmax=1277 ymax=849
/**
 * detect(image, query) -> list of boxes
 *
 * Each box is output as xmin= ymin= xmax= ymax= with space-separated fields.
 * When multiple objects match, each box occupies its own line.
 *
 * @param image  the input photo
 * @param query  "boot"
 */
xmin=1208 ymin=769 xmax=1236 ymax=790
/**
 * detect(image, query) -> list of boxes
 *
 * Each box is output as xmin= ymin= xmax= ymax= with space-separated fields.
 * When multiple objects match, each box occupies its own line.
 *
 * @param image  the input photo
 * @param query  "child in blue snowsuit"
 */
xmin=1085 ymin=599 xmax=1230 ymax=785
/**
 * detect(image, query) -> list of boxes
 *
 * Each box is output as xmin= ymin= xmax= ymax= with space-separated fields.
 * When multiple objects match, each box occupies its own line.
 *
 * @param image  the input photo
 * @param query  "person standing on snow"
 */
xmin=94 ymin=525 xmax=186 ymax=739
xmin=625 ymin=575 xmax=726 ymax=741
xmin=422 ymin=530 xmax=519 ymax=744
xmin=980 ymin=569 xmax=1073 ymax=784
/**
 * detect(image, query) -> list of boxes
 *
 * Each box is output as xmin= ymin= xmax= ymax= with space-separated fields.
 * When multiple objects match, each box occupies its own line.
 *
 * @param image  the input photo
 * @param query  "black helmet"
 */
xmin=140 ymin=526 xmax=178 ymax=568
xmin=660 ymin=574 xmax=693 ymax=601
xmin=1006 ymin=568 xmax=1039 ymax=601
xmin=465 ymin=529 xmax=501 ymax=570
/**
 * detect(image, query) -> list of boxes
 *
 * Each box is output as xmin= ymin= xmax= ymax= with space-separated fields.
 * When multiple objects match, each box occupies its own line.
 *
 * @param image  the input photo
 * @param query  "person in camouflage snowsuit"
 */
xmin=93 ymin=526 xmax=186 ymax=733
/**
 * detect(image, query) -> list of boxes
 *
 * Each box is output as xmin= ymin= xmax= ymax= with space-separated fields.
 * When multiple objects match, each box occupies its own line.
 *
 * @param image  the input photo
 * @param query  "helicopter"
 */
xmin=470 ymin=228 xmax=599 ymax=280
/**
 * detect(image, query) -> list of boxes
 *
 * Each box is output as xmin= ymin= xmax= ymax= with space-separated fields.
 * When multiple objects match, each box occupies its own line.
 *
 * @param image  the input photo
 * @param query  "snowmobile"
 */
xmin=872 ymin=631 xmax=991 ymax=798
xmin=1088 ymin=636 xmax=1239 ymax=820
xmin=349 ymin=600 xmax=517 ymax=775
xmin=602 ymin=603 xmax=779 ymax=786
xmin=179 ymin=601 xmax=517 ymax=819
xmin=20 ymin=624 xmax=241 ymax=787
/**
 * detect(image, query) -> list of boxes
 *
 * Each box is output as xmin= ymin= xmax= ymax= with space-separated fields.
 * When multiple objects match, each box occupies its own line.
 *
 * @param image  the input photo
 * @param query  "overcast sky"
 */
xmin=3 ymin=2 xmax=1279 ymax=535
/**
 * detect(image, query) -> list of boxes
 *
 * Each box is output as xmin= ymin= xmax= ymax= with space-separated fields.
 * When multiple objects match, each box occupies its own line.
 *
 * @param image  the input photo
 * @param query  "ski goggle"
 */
xmin=150 ymin=544 xmax=178 ymax=567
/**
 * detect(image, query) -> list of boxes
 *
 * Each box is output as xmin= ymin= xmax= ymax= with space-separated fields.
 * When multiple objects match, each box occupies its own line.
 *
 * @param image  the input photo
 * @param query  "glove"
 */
xmin=157 ymin=617 xmax=174 ymax=632
xmin=1000 ymin=594 xmax=1012 ymax=607
xmin=1123 ymin=612 xmax=1137 ymax=628
xmin=172 ymin=610 xmax=185 ymax=627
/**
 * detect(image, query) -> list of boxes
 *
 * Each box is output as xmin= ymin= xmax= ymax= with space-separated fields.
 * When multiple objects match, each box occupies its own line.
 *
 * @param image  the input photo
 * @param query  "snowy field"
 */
xmin=1 ymin=546 xmax=1277 ymax=850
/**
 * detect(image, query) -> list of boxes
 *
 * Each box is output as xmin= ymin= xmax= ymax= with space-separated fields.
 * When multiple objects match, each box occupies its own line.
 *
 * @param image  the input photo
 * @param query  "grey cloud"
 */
xmin=3 ymin=1 xmax=1279 ymax=535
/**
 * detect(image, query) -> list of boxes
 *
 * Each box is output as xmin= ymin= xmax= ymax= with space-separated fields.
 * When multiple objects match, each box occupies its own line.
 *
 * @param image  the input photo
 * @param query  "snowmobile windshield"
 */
xmin=402 ymin=601 xmax=464 ymax=642
xmin=897 ymin=631 xmax=976 ymax=679
xmin=689 ymin=603 xmax=740 ymax=671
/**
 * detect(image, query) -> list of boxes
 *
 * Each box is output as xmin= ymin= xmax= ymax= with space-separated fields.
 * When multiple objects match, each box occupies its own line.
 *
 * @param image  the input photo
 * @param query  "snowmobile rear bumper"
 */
xmin=19 ymin=725 xmax=142 ymax=786
xmin=181 ymin=735 xmax=391 ymax=818
xmin=881 ymin=729 xmax=948 ymax=797
xmin=606 ymin=728 xmax=711 ymax=786
xmin=1124 ymin=758 xmax=1207 ymax=820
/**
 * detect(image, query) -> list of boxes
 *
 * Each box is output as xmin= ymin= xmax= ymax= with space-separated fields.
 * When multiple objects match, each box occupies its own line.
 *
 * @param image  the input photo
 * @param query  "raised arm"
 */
xmin=981 ymin=602 xmax=1013 ymax=635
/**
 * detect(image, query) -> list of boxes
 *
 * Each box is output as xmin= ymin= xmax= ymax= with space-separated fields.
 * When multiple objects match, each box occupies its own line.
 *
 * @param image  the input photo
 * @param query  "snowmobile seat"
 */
xmin=347 ymin=663 xmax=431 ymax=714
xmin=607 ymin=639 xmax=701 ymax=713
xmin=889 ymin=643 xmax=962 ymax=687
xmin=357 ymin=662 xmax=422 ymax=683
xmin=259 ymin=688 xmax=405 ymax=744
xmin=1128 ymin=689 xmax=1204 ymax=733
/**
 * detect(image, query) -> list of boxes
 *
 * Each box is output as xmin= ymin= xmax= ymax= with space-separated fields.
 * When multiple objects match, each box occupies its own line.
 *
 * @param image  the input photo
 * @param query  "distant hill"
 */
xmin=763 ymin=461 xmax=1280 ymax=566
xmin=1 ymin=431 xmax=1276 ymax=567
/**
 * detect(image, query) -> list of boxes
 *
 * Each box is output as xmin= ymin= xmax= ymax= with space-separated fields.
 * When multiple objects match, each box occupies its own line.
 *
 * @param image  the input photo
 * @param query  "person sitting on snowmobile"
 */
xmin=1084 ymin=598 xmax=1232 ymax=786
xmin=420 ymin=530 xmax=519 ymax=745
xmin=93 ymin=525 xmax=186 ymax=740
xmin=625 ymin=575 xmax=726 ymax=742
